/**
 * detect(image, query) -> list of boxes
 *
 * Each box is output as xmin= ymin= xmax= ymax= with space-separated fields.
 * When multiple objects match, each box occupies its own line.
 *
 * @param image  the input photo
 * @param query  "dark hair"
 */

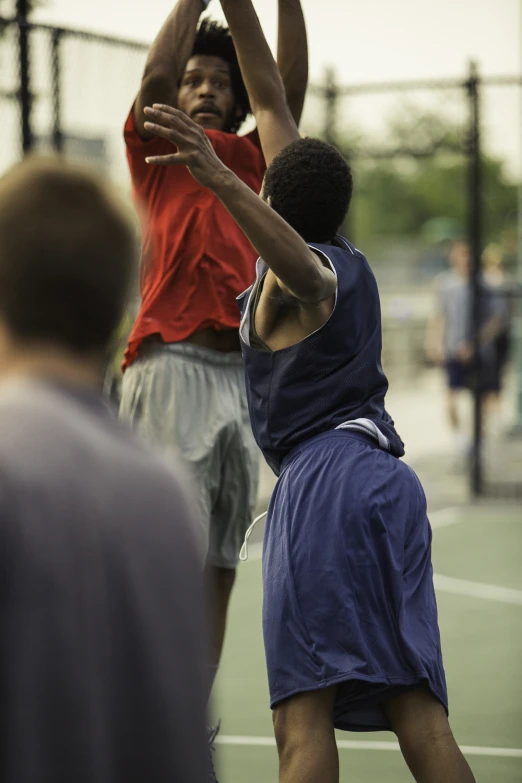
xmin=191 ymin=20 xmax=250 ymax=133
xmin=263 ymin=138 xmax=353 ymax=243
xmin=0 ymin=157 xmax=137 ymax=355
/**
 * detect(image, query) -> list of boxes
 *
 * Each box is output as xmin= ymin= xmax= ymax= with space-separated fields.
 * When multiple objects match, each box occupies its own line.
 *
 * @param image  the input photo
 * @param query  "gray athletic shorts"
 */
xmin=119 ymin=341 xmax=260 ymax=569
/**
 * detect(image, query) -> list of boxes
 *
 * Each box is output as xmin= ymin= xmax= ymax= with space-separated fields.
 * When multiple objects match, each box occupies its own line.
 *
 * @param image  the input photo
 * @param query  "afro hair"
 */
xmin=191 ymin=20 xmax=251 ymax=134
xmin=263 ymin=138 xmax=353 ymax=243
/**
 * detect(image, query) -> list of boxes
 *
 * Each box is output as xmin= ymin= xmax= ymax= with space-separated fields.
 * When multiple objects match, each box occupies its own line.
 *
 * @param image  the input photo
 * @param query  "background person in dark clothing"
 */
xmin=0 ymin=157 xmax=207 ymax=783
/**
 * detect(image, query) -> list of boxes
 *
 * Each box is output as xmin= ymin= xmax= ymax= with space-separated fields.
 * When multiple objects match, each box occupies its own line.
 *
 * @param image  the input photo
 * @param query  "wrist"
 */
xmin=210 ymin=167 xmax=240 ymax=197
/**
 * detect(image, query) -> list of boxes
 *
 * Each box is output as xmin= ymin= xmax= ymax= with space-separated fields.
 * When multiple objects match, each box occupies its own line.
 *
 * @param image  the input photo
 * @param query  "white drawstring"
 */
xmin=239 ymin=511 xmax=268 ymax=562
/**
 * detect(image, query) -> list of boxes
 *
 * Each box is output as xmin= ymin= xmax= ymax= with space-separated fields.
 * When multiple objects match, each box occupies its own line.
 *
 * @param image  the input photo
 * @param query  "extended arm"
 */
xmin=277 ymin=0 xmax=309 ymax=126
xmin=143 ymin=106 xmax=336 ymax=303
xmin=211 ymin=172 xmax=334 ymax=303
xmin=220 ymin=0 xmax=300 ymax=166
xmin=133 ymin=0 xmax=207 ymax=140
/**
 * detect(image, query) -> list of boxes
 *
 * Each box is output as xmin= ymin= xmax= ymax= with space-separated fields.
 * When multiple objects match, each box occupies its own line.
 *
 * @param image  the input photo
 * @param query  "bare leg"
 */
xmin=273 ymin=686 xmax=338 ymax=783
xmin=447 ymin=389 xmax=460 ymax=432
xmin=383 ymin=687 xmax=475 ymax=783
xmin=482 ymin=391 xmax=500 ymax=436
xmin=205 ymin=565 xmax=236 ymax=691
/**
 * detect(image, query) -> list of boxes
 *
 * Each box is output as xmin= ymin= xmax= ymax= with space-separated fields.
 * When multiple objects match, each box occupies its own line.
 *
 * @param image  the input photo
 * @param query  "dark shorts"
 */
xmin=446 ymin=359 xmax=500 ymax=393
xmin=263 ymin=430 xmax=448 ymax=732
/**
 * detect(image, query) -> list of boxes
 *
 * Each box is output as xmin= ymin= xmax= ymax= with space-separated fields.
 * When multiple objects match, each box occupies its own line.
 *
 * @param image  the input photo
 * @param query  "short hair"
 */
xmin=0 ymin=157 xmax=137 ymax=356
xmin=263 ymin=138 xmax=353 ymax=243
xmin=191 ymin=20 xmax=251 ymax=133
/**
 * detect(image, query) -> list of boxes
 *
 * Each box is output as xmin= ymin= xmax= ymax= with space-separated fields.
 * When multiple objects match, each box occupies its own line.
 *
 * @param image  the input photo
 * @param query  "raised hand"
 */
xmin=143 ymin=104 xmax=229 ymax=188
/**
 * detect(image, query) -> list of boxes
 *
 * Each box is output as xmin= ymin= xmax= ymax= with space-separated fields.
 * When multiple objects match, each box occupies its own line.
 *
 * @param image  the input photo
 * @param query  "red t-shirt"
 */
xmin=123 ymin=109 xmax=266 ymax=369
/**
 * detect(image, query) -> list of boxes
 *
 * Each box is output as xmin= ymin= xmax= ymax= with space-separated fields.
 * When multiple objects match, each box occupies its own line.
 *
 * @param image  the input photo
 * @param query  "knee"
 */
xmin=206 ymin=565 xmax=236 ymax=595
xmin=273 ymin=706 xmax=301 ymax=759
xmin=216 ymin=566 xmax=236 ymax=595
xmin=399 ymin=713 xmax=456 ymax=758
xmin=272 ymin=699 xmax=315 ymax=759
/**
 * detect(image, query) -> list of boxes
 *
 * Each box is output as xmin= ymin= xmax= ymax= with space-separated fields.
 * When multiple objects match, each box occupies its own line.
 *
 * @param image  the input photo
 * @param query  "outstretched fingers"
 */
xmin=143 ymin=119 xmax=183 ymax=144
xmin=145 ymin=153 xmax=187 ymax=166
xmin=150 ymin=104 xmax=202 ymax=133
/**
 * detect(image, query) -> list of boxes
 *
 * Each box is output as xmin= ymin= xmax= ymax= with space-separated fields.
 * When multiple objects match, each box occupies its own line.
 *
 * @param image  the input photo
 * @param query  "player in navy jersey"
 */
xmin=143 ymin=1 xmax=476 ymax=780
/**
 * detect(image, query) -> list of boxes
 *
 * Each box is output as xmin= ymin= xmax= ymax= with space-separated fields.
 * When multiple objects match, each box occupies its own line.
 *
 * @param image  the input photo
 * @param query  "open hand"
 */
xmin=143 ymin=104 xmax=229 ymax=189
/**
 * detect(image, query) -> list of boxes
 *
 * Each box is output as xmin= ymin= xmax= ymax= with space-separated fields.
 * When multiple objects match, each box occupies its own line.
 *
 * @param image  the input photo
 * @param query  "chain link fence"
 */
xmin=1 ymin=14 xmax=521 ymax=497
xmin=0 ymin=17 xmax=148 ymax=182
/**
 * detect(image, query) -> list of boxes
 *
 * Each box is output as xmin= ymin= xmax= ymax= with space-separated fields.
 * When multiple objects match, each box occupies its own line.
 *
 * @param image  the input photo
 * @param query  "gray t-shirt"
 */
xmin=0 ymin=380 xmax=206 ymax=783
xmin=437 ymin=270 xmax=506 ymax=360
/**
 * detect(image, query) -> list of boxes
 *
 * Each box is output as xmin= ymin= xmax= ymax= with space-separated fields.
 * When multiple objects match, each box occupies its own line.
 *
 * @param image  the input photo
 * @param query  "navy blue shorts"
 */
xmin=263 ymin=430 xmax=448 ymax=732
xmin=446 ymin=359 xmax=500 ymax=392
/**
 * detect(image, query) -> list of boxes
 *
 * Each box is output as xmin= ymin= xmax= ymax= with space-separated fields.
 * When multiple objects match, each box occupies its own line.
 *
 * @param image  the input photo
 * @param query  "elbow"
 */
xmin=251 ymin=76 xmax=289 ymax=114
xmin=297 ymin=267 xmax=336 ymax=304
xmin=142 ymin=64 xmax=176 ymax=94
xmin=139 ymin=67 xmax=177 ymax=114
xmin=284 ymin=64 xmax=309 ymax=98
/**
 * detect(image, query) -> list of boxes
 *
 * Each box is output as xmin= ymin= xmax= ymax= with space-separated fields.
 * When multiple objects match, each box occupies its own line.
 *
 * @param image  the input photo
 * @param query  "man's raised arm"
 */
xmin=220 ymin=0 xmax=300 ymax=166
xmin=133 ymin=0 xmax=207 ymax=140
xmin=142 ymin=107 xmax=335 ymax=304
xmin=277 ymin=0 xmax=309 ymax=126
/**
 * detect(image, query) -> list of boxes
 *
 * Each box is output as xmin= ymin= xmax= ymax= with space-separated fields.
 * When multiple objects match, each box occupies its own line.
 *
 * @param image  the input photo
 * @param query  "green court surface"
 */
xmin=213 ymin=504 xmax=522 ymax=782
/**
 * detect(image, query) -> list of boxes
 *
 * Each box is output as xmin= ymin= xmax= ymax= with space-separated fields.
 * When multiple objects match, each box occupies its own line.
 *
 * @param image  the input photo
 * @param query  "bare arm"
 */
xmin=211 ymin=172 xmax=334 ymax=303
xmin=424 ymin=313 xmax=445 ymax=364
xmin=143 ymin=106 xmax=336 ymax=303
xmin=133 ymin=0 xmax=206 ymax=140
xmin=277 ymin=0 xmax=309 ymax=126
xmin=220 ymin=0 xmax=300 ymax=166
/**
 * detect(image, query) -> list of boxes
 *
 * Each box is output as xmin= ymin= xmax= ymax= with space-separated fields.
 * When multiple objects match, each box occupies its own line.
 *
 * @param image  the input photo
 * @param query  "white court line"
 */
xmin=216 ymin=735 xmax=522 ymax=759
xmin=430 ymin=506 xmax=462 ymax=530
xmin=243 ymin=506 xmax=522 ymax=606
xmin=433 ymin=573 xmax=522 ymax=605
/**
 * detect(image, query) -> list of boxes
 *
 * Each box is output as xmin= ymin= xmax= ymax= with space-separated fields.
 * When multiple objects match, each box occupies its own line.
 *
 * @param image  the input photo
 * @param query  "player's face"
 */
xmin=178 ymin=55 xmax=239 ymax=132
xmin=449 ymin=242 xmax=471 ymax=276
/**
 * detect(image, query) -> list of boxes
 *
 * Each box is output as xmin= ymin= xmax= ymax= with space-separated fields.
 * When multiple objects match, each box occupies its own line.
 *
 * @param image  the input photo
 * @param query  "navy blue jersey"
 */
xmin=238 ymin=237 xmax=404 ymax=475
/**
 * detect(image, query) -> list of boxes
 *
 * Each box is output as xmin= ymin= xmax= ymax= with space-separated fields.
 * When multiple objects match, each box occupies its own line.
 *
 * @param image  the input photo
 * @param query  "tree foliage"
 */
xmin=336 ymin=108 xmax=518 ymax=249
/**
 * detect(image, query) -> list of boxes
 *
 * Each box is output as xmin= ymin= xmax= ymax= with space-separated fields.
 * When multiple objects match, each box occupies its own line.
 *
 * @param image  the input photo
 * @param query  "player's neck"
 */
xmin=0 ymin=345 xmax=103 ymax=390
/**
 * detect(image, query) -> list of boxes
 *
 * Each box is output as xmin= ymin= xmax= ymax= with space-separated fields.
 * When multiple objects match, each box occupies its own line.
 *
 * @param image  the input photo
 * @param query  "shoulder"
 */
xmin=0 ymin=383 xmax=197 ymax=519
xmin=206 ymin=129 xmax=265 ymax=169
xmin=310 ymin=239 xmax=370 ymax=284
xmin=124 ymin=103 xmax=170 ymax=157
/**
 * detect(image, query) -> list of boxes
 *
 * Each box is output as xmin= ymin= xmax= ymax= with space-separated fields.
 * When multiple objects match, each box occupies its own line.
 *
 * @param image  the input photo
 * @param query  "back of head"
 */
xmin=192 ymin=20 xmax=250 ymax=133
xmin=0 ymin=157 xmax=136 ymax=357
xmin=263 ymin=138 xmax=353 ymax=243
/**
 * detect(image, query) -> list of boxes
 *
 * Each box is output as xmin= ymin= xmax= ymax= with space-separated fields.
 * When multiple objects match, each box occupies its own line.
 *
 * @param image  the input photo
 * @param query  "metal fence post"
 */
xmin=511 ymin=4 xmax=522 ymax=434
xmin=322 ymin=68 xmax=354 ymax=239
xmin=323 ymin=67 xmax=339 ymax=147
xmin=16 ymin=0 xmax=32 ymax=155
xmin=51 ymin=28 xmax=64 ymax=153
xmin=467 ymin=61 xmax=483 ymax=497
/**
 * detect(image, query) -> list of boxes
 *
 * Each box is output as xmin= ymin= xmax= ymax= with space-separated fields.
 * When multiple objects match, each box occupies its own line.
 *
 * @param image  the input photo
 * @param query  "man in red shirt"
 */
xmin=120 ymin=0 xmax=308 ymax=709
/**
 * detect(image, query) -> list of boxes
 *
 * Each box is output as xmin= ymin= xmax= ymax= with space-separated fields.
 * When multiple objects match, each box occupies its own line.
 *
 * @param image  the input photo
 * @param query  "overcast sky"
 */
xmin=31 ymin=0 xmax=522 ymax=177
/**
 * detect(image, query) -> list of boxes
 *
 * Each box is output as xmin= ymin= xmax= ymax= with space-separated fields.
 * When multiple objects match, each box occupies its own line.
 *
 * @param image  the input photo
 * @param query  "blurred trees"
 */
xmin=338 ymin=108 xmax=518 ymax=251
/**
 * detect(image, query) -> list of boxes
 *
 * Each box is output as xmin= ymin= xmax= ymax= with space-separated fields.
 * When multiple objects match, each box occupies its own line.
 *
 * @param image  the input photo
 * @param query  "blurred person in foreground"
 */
xmin=425 ymin=239 xmax=507 ymax=458
xmin=0 ymin=158 xmax=207 ymax=783
xmin=142 ymin=0 xmax=476 ymax=780
xmin=119 ymin=0 xmax=308 ymax=720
